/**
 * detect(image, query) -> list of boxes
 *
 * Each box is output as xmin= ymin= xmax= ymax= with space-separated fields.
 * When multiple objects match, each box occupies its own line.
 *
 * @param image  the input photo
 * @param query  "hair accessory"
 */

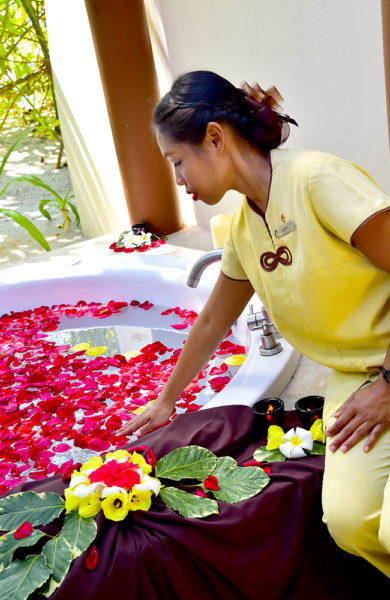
xmin=238 ymin=81 xmax=298 ymax=150
xmin=241 ymin=82 xmax=284 ymax=111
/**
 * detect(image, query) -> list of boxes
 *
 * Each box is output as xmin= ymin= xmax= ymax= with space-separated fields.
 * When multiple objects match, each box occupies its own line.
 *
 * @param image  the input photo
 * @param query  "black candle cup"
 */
xmin=295 ymin=395 xmax=324 ymax=429
xmin=252 ymin=398 xmax=285 ymax=435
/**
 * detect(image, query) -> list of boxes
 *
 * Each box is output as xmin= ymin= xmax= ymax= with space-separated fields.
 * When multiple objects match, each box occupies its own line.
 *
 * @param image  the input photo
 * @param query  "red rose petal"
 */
xmin=14 ymin=521 xmax=33 ymax=539
xmin=204 ymin=475 xmax=219 ymax=491
xmin=85 ymin=545 xmax=99 ymax=570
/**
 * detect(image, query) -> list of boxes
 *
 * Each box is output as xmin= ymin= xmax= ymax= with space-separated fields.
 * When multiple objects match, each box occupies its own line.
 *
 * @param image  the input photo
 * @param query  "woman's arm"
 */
xmin=116 ymin=273 xmax=255 ymax=437
xmin=327 ymin=209 xmax=390 ymax=453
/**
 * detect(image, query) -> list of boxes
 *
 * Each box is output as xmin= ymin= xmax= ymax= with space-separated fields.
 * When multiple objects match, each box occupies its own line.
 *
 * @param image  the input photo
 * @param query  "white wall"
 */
xmin=159 ymin=0 xmax=390 ymax=228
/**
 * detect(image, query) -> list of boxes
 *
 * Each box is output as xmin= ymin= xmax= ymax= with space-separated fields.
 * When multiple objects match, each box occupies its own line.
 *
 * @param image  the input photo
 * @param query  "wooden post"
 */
xmin=382 ymin=0 xmax=390 ymax=148
xmin=84 ymin=0 xmax=183 ymax=235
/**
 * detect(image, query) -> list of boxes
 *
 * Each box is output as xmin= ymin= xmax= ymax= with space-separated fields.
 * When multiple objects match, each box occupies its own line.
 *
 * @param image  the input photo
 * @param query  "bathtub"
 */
xmin=0 ymin=242 xmax=300 ymax=409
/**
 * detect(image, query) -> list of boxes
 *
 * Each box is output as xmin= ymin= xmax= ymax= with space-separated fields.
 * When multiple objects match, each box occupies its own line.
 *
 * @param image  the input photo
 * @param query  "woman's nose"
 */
xmin=175 ymin=170 xmax=185 ymax=186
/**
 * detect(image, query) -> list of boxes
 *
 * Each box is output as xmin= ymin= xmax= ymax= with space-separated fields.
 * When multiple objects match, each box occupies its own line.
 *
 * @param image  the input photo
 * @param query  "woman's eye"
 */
xmin=173 ymin=161 xmax=182 ymax=168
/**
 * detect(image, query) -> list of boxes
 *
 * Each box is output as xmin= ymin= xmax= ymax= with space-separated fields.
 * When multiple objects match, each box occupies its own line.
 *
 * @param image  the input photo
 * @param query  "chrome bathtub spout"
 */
xmin=186 ymin=249 xmax=223 ymax=288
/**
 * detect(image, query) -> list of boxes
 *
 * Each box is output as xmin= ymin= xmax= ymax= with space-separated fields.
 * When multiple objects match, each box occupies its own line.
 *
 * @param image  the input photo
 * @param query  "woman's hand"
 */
xmin=116 ymin=396 xmax=175 ymax=438
xmin=326 ymin=376 xmax=390 ymax=453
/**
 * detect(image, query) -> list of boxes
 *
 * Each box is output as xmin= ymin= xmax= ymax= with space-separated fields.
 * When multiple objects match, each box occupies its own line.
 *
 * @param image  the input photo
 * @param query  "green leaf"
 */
xmin=159 ymin=487 xmax=219 ymax=519
xmin=68 ymin=202 xmax=80 ymax=225
xmin=12 ymin=176 xmax=62 ymax=204
xmin=0 ymin=554 xmax=52 ymax=600
xmin=0 ymin=126 xmax=35 ymax=177
xmin=253 ymin=446 xmax=286 ymax=462
xmin=210 ymin=458 xmax=270 ymax=503
xmin=38 ymin=199 xmax=53 ymax=220
xmin=308 ymin=442 xmax=326 ymax=456
xmin=155 ymin=445 xmax=217 ymax=481
xmin=59 ymin=512 xmax=97 ymax=558
xmin=0 ymin=529 xmax=46 ymax=569
xmin=0 ymin=492 xmax=64 ymax=531
xmin=39 ymin=537 xmax=73 ymax=597
xmin=0 ymin=209 xmax=50 ymax=251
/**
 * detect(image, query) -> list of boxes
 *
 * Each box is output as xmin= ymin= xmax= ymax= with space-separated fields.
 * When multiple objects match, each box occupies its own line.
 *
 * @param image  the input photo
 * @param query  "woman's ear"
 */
xmin=205 ymin=121 xmax=225 ymax=152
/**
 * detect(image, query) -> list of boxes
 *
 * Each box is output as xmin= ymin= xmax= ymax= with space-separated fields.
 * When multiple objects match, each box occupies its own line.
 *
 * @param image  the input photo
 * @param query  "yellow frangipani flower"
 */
xmin=80 ymin=456 xmax=103 ymax=472
xmin=64 ymin=488 xmax=84 ymax=514
xmin=128 ymin=489 xmax=152 ymax=512
xmin=266 ymin=425 xmax=285 ymax=450
xmin=105 ymin=449 xmax=130 ymax=461
xmin=128 ymin=452 xmax=152 ymax=474
xmin=101 ymin=491 xmax=129 ymax=521
xmin=310 ymin=418 xmax=326 ymax=443
xmin=78 ymin=492 xmax=101 ymax=518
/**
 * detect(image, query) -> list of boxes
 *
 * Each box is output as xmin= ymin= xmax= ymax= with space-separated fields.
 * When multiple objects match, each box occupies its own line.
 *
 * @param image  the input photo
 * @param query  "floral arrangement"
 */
xmin=0 ymin=445 xmax=269 ymax=598
xmin=0 ymin=299 xmax=245 ymax=495
xmin=109 ymin=227 xmax=167 ymax=253
xmin=253 ymin=419 xmax=326 ymax=462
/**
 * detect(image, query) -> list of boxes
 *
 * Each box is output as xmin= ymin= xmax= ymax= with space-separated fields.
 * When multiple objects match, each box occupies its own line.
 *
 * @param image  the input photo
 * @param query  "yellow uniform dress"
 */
xmin=221 ymin=148 xmax=390 ymax=575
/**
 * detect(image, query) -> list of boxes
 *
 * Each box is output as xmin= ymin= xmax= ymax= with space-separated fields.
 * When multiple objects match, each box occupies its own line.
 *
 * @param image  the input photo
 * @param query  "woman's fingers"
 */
xmin=115 ymin=401 xmax=174 ymax=437
xmin=116 ymin=413 xmax=148 ymax=436
xmin=327 ymin=378 xmax=390 ymax=453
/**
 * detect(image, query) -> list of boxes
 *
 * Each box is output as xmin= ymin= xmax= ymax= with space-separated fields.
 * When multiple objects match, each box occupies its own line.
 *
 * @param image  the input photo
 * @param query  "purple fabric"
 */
xmin=17 ymin=406 xmax=389 ymax=599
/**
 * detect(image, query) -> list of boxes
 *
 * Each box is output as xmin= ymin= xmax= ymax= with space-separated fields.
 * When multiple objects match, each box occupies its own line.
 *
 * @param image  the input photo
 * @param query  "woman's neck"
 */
xmin=229 ymin=141 xmax=272 ymax=214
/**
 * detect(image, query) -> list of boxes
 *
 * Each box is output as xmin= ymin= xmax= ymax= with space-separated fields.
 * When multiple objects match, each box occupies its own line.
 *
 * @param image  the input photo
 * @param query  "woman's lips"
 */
xmin=186 ymin=190 xmax=198 ymax=202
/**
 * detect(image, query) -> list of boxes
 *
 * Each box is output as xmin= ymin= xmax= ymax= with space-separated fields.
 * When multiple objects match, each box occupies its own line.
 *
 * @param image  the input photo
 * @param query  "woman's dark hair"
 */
xmin=153 ymin=71 xmax=296 ymax=152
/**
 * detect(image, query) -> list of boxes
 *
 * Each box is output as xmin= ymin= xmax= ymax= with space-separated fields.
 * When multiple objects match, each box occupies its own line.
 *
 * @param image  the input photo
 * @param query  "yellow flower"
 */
xmin=64 ymin=488 xmax=84 ymax=513
xmin=105 ymin=449 xmax=130 ymax=461
xmin=101 ymin=491 xmax=129 ymax=521
xmin=80 ymin=456 xmax=103 ymax=473
xmin=128 ymin=489 xmax=152 ymax=512
xmin=128 ymin=452 xmax=152 ymax=475
xmin=266 ymin=425 xmax=285 ymax=450
xmin=78 ymin=492 xmax=101 ymax=518
xmin=310 ymin=418 xmax=326 ymax=443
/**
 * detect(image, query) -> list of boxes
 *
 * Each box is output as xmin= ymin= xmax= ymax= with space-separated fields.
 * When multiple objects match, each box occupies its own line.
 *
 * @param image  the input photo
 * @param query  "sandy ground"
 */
xmin=0 ymin=126 xmax=86 ymax=267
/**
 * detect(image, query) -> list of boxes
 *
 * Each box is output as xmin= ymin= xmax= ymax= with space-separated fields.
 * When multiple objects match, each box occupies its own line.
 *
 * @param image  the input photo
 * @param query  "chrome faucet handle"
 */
xmin=247 ymin=304 xmax=267 ymax=331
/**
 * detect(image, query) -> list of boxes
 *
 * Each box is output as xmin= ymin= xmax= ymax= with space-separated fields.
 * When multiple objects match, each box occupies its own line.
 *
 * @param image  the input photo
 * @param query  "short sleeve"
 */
xmin=309 ymin=157 xmax=390 ymax=243
xmin=221 ymin=216 xmax=249 ymax=280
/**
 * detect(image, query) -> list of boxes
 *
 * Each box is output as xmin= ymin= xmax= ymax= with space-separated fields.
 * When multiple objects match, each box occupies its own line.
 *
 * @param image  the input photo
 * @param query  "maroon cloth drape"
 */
xmin=19 ymin=406 xmax=389 ymax=599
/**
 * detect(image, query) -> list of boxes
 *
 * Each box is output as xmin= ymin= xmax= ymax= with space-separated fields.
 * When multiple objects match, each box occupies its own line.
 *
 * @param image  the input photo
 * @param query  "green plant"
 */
xmin=14 ymin=176 xmax=79 ymax=232
xmin=0 ymin=127 xmax=51 ymax=251
xmin=0 ymin=0 xmax=63 ymax=165
xmin=0 ymin=128 xmax=79 ymax=250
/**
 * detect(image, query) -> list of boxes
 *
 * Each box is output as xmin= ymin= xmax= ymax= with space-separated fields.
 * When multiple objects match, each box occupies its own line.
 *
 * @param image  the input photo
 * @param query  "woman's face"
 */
xmin=156 ymin=125 xmax=231 ymax=205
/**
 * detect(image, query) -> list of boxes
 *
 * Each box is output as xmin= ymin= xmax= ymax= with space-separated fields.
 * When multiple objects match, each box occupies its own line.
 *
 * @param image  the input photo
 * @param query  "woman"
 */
xmin=117 ymin=70 xmax=390 ymax=576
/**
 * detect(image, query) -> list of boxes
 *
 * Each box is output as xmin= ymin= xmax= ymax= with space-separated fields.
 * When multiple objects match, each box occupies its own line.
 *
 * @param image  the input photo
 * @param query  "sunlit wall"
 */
xmin=158 ymin=0 xmax=390 ymax=228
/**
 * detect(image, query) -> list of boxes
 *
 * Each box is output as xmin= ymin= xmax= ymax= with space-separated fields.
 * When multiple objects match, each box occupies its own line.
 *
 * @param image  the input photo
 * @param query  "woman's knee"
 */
xmin=322 ymin=493 xmax=369 ymax=554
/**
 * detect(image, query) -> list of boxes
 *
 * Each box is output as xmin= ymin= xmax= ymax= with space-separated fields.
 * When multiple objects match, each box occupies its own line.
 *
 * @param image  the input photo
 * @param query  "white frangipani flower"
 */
xmin=279 ymin=427 xmax=313 ymax=458
xmin=134 ymin=474 xmax=161 ymax=496
xmin=101 ymin=485 xmax=127 ymax=498
xmin=69 ymin=475 xmax=89 ymax=490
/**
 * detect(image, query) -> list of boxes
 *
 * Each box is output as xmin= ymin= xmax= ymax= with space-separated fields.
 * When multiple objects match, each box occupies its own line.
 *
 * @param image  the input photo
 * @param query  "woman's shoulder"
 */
xmin=271 ymin=147 xmax=347 ymax=171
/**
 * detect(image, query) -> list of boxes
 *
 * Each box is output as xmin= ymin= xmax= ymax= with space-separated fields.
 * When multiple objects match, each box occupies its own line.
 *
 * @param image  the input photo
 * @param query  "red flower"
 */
xmin=196 ymin=487 xmax=209 ymax=498
xmin=242 ymin=460 xmax=263 ymax=467
xmin=146 ymin=448 xmax=156 ymax=469
xmin=85 ymin=545 xmax=99 ymax=570
xmin=204 ymin=475 xmax=219 ymax=491
xmin=89 ymin=459 xmax=141 ymax=489
xmin=14 ymin=521 xmax=33 ymax=539
xmin=262 ymin=466 xmax=272 ymax=475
